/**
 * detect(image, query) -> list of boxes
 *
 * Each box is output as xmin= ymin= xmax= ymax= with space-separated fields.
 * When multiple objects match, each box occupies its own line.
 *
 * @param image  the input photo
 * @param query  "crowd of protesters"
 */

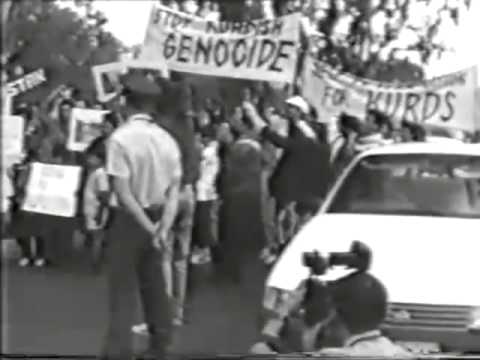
xmin=4 ymin=73 xmax=477 ymax=270
xmin=2 ymin=1 xmax=479 ymax=351
xmin=3 ymin=65 xmax=479 ymax=358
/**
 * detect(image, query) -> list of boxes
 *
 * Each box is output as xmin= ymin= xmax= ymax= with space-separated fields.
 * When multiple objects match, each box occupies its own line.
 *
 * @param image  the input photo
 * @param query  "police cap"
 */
xmin=119 ymin=70 xmax=163 ymax=98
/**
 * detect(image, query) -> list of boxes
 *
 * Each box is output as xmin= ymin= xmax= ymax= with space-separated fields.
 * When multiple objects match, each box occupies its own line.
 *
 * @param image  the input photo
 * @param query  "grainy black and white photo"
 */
xmin=1 ymin=0 xmax=480 ymax=359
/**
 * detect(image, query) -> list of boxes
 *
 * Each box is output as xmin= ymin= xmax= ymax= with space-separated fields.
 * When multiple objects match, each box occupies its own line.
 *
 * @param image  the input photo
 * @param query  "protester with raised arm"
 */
xmin=244 ymin=96 xmax=332 ymax=251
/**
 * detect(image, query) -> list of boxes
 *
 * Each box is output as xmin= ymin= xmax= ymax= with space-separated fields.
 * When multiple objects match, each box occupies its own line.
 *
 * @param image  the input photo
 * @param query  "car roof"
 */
xmin=358 ymin=142 xmax=480 ymax=158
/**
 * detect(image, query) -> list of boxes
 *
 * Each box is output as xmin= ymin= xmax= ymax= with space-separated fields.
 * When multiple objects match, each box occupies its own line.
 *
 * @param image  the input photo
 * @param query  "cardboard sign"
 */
xmin=67 ymin=108 xmax=109 ymax=152
xmin=22 ymin=163 xmax=82 ymax=218
xmin=92 ymin=60 xmax=169 ymax=102
xmin=475 ymin=88 xmax=480 ymax=131
xmin=302 ymin=55 xmax=478 ymax=132
xmin=5 ymin=68 xmax=47 ymax=97
xmin=2 ymin=87 xmax=12 ymax=115
xmin=140 ymin=4 xmax=301 ymax=83
xmin=91 ymin=62 xmax=126 ymax=103
xmin=2 ymin=115 xmax=25 ymax=168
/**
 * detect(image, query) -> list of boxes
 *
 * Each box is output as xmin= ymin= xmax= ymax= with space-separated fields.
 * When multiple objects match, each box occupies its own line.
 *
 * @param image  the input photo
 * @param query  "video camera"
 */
xmin=302 ymin=240 xmax=372 ymax=276
xmin=258 ymin=241 xmax=372 ymax=353
xmin=301 ymin=241 xmax=372 ymax=327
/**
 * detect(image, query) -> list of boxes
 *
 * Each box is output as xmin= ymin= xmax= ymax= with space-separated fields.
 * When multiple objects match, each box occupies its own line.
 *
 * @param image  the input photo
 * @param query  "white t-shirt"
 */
xmin=2 ymin=170 xmax=13 ymax=214
xmin=83 ymin=167 xmax=110 ymax=231
xmin=106 ymin=115 xmax=182 ymax=209
xmin=196 ymin=140 xmax=220 ymax=202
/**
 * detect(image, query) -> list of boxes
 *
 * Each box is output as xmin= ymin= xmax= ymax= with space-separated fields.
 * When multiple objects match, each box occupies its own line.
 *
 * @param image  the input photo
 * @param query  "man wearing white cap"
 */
xmin=244 ymin=95 xmax=332 ymax=251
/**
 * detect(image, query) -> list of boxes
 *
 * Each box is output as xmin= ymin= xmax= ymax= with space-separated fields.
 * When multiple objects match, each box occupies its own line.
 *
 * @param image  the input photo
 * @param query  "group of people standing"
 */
xmin=95 ymin=70 xmax=343 ymax=359
xmin=4 ymin=85 xmax=120 ymax=268
xmin=4 ymin=65 xmax=476 ymax=359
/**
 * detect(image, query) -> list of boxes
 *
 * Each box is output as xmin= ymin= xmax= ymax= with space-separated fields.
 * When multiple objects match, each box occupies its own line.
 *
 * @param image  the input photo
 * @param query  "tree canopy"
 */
xmin=245 ymin=0 xmax=472 ymax=83
xmin=2 ymin=0 xmax=472 ymax=103
xmin=2 ymin=0 xmax=124 ymax=104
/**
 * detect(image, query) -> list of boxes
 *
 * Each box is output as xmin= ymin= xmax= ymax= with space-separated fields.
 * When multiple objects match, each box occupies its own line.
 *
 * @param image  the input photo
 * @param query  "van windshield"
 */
xmin=327 ymin=154 xmax=480 ymax=219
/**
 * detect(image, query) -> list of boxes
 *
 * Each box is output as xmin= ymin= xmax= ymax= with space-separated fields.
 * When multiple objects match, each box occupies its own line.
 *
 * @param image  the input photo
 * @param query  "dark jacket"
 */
xmin=263 ymin=123 xmax=333 ymax=206
xmin=160 ymin=113 xmax=200 ymax=187
xmin=224 ymin=137 xmax=263 ymax=196
xmin=155 ymin=78 xmax=201 ymax=187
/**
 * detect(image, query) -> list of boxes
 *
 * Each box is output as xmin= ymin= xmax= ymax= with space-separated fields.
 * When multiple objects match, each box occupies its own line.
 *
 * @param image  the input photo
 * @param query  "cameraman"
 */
xmin=252 ymin=272 xmax=412 ymax=357
xmin=311 ymin=272 xmax=412 ymax=357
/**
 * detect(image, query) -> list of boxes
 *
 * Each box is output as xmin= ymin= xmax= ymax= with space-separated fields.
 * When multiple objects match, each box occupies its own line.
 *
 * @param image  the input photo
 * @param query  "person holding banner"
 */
xmin=36 ymin=98 xmax=79 ymax=265
xmin=354 ymin=110 xmax=395 ymax=153
xmin=400 ymin=120 xmax=427 ymax=143
xmin=101 ymin=72 xmax=181 ymax=360
xmin=330 ymin=113 xmax=363 ymax=173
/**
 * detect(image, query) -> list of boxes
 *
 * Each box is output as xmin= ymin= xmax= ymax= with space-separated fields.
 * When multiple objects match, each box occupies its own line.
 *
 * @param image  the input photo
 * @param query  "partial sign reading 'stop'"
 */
xmin=140 ymin=5 xmax=301 ymax=83
xmin=6 ymin=68 xmax=47 ymax=97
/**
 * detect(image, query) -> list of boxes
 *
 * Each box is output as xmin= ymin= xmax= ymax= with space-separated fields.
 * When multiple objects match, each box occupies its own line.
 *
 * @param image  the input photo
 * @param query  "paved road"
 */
xmin=2 ymin=239 xmax=269 ymax=356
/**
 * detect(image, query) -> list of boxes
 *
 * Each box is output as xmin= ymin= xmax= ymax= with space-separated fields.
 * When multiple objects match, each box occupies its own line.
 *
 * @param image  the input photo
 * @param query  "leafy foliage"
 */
xmin=2 ymin=0 xmax=123 ymax=103
xmin=275 ymin=0 xmax=471 ymax=82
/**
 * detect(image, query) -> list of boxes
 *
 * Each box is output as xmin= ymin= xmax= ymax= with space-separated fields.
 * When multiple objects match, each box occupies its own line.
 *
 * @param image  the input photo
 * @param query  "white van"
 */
xmin=263 ymin=142 xmax=480 ymax=354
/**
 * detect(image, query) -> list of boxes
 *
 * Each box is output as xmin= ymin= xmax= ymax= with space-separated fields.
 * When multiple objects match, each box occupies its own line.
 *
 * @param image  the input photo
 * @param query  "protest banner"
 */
xmin=22 ymin=163 xmax=82 ymax=218
xmin=67 ymin=108 xmax=109 ymax=152
xmin=5 ymin=68 xmax=47 ymax=97
xmin=301 ymin=55 xmax=478 ymax=132
xmin=2 ymin=115 xmax=25 ymax=168
xmin=140 ymin=4 xmax=301 ymax=83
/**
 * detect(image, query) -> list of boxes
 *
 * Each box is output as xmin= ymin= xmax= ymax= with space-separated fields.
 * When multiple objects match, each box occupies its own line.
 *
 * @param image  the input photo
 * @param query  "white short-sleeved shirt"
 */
xmin=83 ymin=167 xmax=110 ymax=231
xmin=314 ymin=330 xmax=412 ymax=358
xmin=196 ymin=140 xmax=220 ymax=201
xmin=2 ymin=170 xmax=13 ymax=214
xmin=106 ymin=114 xmax=182 ymax=209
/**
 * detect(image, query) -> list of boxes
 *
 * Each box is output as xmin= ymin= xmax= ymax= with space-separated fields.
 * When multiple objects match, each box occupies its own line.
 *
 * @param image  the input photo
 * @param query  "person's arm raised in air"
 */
xmin=242 ymin=102 xmax=294 ymax=149
xmin=107 ymin=139 xmax=157 ymax=237
xmin=40 ymin=85 xmax=67 ymax=118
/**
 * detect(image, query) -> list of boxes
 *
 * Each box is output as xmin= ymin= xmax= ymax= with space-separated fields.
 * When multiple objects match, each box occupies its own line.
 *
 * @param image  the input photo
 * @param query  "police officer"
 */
xmin=101 ymin=71 xmax=182 ymax=360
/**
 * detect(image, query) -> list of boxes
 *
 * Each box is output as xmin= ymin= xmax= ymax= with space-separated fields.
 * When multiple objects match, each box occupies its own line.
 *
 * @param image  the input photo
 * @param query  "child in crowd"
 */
xmin=82 ymin=136 xmax=112 ymax=272
xmin=191 ymin=127 xmax=221 ymax=265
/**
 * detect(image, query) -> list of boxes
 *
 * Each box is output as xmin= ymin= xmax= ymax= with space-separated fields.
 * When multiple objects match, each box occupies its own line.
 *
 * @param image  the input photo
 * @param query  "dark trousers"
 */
xmin=85 ymin=230 xmax=106 ymax=271
xmin=220 ymin=191 xmax=264 ymax=283
xmin=43 ymin=219 xmax=75 ymax=265
xmin=192 ymin=200 xmax=219 ymax=248
xmin=103 ymin=209 xmax=172 ymax=360
xmin=17 ymin=236 xmax=45 ymax=259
